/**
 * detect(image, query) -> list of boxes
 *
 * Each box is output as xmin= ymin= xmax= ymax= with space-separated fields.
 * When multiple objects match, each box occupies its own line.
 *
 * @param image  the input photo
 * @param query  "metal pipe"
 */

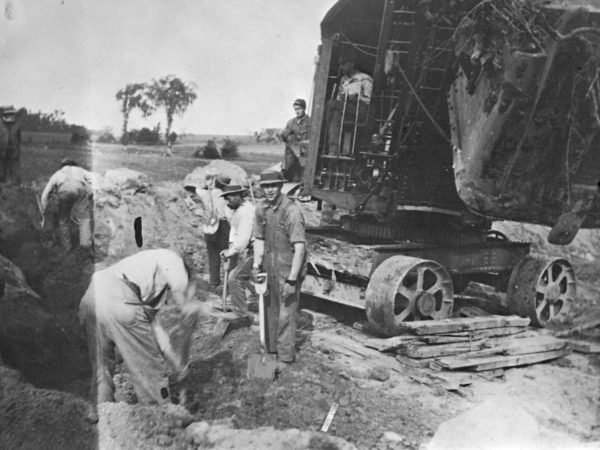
xmin=337 ymin=92 xmax=348 ymax=156
xmin=351 ymin=95 xmax=361 ymax=156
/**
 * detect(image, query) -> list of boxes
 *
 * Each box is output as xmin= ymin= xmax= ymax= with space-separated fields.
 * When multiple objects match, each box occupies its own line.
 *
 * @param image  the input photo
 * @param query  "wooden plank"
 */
xmin=566 ymin=339 xmax=600 ymax=354
xmin=470 ymin=347 xmax=572 ymax=371
xmin=398 ymin=340 xmax=488 ymax=359
xmin=395 ymin=362 xmax=477 ymax=391
xmin=420 ymin=326 xmax=527 ymax=344
xmin=363 ymin=335 xmax=420 ymax=352
xmin=436 ymin=346 xmax=571 ymax=371
xmin=398 ymin=315 xmax=530 ymax=335
xmin=458 ymin=305 xmax=492 ymax=317
xmin=396 ymin=354 xmax=437 ymax=369
xmin=435 ymin=337 xmax=569 ymax=369
xmin=502 ymin=338 xmax=567 ymax=356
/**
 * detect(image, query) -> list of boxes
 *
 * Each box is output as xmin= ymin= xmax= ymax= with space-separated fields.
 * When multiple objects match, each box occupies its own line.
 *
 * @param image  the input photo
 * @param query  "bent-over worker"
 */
xmin=253 ymin=170 xmax=307 ymax=368
xmin=79 ymin=249 xmax=204 ymax=405
xmin=40 ymin=158 xmax=94 ymax=252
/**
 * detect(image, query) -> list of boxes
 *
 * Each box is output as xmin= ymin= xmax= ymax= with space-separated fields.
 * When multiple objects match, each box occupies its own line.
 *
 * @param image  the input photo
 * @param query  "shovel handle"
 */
xmin=222 ymin=258 xmax=230 ymax=310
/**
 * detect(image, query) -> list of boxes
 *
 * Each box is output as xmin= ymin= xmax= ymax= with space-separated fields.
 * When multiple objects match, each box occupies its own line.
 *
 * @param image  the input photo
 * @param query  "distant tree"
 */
xmin=220 ymin=137 xmax=240 ymax=159
xmin=129 ymin=123 xmax=161 ymax=145
xmin=116 ymin=83 xmax=153 ymax=145
xmin=97 ymin=130 xmax=117 ymax=143
xmin=147 ymin=75 xmax=197 ymax=145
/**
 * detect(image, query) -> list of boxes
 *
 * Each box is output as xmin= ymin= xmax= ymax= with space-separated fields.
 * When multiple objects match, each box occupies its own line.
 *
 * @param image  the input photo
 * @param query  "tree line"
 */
xmin=116 ymin=75 xmax=197 ymax=145
xmin=21 ymin=109 xmax=89 ymax=143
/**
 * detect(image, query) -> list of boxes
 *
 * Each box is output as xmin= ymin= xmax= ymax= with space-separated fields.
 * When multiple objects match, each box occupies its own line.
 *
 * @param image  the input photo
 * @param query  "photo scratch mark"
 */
xmin=134 ymin=216 xmax=143 ymax=247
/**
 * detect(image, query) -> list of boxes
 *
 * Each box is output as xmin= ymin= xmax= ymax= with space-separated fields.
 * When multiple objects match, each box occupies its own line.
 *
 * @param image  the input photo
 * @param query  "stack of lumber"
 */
xmin=364 ymin=315 xmax=572 ymax=372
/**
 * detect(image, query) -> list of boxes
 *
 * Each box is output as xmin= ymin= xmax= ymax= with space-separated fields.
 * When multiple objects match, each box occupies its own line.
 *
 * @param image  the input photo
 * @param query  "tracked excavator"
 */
xmin=300 ymin=0 xmax=600 ymax=336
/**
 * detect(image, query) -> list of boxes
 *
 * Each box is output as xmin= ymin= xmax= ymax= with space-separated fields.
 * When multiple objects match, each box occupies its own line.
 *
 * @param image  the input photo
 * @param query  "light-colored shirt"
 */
xmin=192 ymin=187 xmax=232 ymax=221
xmin=337 ymin=71 xmax=373 ymax=104
xmin=41 ymin=165 xmax=94 ymax=211
xmin=107 ymin=248 xmax=188 ymax=308
xmin=228 ymin=200 xmax=255 ymax=256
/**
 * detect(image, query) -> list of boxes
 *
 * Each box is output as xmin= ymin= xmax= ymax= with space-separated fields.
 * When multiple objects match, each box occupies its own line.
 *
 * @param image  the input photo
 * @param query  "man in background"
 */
xmin=326 ymin=49 xmax=373 ymax=155
xmin=0 ymin=105 xmax=26 ymax=184
xmin=40 ymin=158 xmax=94 ymax=253
xmin=280 ymin=98 xmax=310 ymax=183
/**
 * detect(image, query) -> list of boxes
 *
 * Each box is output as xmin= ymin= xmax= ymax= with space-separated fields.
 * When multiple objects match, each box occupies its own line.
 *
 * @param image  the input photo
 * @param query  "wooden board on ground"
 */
xmin=396 ymin=354 xmax=437 ymax=369
xmin=363 ymin=335 xmax=420 ymax=352
xmin=458 ymin=305 xmax=492 ymax=317
xmin=398 ymin=315 xmax=530 ymax=335
xmin=398 ymin=340 xmax=488 ymax=359
xmin=433 ymin=345 xmax=571 ymax=371
xmin=420 ymin=326 xmax=527 ymax=344
xmin=566 ymin=339 xmax=600 ymax=354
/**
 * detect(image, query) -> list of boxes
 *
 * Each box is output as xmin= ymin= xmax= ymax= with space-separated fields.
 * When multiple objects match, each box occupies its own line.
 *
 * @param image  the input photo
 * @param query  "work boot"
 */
xmin=276 ymin=360 xmax=293 ymax=374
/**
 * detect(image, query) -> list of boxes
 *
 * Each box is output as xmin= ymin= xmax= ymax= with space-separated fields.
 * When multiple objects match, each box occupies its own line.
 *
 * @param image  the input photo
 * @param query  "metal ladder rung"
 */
xmin=420 ymin=85 xmax=443 ymax=91
xmin=393 ymin=10 xmax=416 ymax=14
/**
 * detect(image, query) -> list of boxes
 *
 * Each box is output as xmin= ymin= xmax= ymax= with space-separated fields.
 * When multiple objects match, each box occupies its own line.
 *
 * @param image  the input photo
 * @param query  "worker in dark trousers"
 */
xmin=184 ymin=175 xmax=232 ymax=292
xmin=79 ymin=249 xmax=205 ymax=405
xmin=252 ymin=170 xmax=307 ymax=371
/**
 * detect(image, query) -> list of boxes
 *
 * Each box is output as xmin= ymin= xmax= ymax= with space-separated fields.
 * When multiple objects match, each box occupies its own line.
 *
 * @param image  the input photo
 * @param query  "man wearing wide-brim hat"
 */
xmin=252 ymin=170 xmax=307 ymax=370
xmin=183 ymin=174 xmax=232 ymax=292
xmin=219 ymin=183 xmax=258 ymax=315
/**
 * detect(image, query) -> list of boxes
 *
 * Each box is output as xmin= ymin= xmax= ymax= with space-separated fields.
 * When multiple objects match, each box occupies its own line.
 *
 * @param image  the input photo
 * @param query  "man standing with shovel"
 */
xmin=252 ymin=170 xmax=307 ymax=372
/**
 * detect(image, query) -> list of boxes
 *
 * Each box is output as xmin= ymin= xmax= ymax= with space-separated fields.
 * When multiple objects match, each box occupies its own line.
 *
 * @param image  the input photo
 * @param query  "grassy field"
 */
xmin=21 ymin=141 xmax=283 ymax=184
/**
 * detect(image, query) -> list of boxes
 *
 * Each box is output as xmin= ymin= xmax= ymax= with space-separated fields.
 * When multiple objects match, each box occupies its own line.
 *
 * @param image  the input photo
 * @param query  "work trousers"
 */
xmin=205 ymin=219 xmax=230 ymax=287
xmin=79 ymin=272 xmax=170 ymax=405
xmin=56 ymin=189 xmax=94 ymax=251
xmin=228 ymin=252 xmax=257 ymax=314
xmin=282 ymin=144 xmax=305 ymax=183
xmin=0 ymin=142 xmax=20 ymax=184
xmin=326 ymin=99 xmax=368 ymax=154
xmin=263 ymin=275 xmax=301 ymax=362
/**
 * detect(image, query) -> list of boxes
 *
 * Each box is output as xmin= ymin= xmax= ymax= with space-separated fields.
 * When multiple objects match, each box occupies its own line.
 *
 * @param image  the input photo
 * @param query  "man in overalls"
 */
xmin=79 ymin=249 xmax=205 ymax=404
xmin=253 ymin=170 xmax=307 ymax=369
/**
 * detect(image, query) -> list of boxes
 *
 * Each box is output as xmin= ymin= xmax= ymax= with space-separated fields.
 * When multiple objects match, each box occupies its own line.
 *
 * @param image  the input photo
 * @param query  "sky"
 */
xmin=1 ymin=0 xmax=337 ymax=135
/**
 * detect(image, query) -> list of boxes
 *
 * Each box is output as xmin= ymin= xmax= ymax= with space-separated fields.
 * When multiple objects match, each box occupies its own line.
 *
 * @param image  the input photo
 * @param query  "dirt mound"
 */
xmin=0 ymin=365 xmax=98 ymax=450
xmin=183 ymin=159 xmax=248 ymax=187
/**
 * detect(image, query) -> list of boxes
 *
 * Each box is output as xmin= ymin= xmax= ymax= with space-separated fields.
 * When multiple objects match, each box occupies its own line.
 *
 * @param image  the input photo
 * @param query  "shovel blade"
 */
xmin=247 ymin=353 xmax=278 ymax=380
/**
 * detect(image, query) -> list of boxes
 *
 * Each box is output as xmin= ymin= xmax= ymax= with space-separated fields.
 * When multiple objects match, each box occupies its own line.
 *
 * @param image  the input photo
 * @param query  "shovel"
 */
xmin=247 ymin=273 xmax=278 ymax=380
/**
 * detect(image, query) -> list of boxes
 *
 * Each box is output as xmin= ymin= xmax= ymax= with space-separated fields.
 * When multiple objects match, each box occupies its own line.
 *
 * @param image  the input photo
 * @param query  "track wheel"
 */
xmin=507 ymin=256 xmax=576 ymax=327
xmin=366 ymin=256 xmax=454 ymax=337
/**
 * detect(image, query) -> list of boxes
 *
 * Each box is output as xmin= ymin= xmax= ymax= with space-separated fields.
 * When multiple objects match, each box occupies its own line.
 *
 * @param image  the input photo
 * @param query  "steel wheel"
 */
xmin=366 ymin=256 xmax=454 ymax=337
xmin=507 ymin=256 xmax=576 ymax=327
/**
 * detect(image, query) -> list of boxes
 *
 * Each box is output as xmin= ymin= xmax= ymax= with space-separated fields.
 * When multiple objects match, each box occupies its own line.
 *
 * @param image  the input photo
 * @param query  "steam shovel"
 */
xmin=247 ymin=273 xmax=278 ymax=380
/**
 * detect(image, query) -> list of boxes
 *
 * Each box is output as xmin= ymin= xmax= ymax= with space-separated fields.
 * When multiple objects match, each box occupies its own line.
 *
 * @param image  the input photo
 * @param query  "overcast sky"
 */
xmin=1 ymin=0 xmax=337 ymax=135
